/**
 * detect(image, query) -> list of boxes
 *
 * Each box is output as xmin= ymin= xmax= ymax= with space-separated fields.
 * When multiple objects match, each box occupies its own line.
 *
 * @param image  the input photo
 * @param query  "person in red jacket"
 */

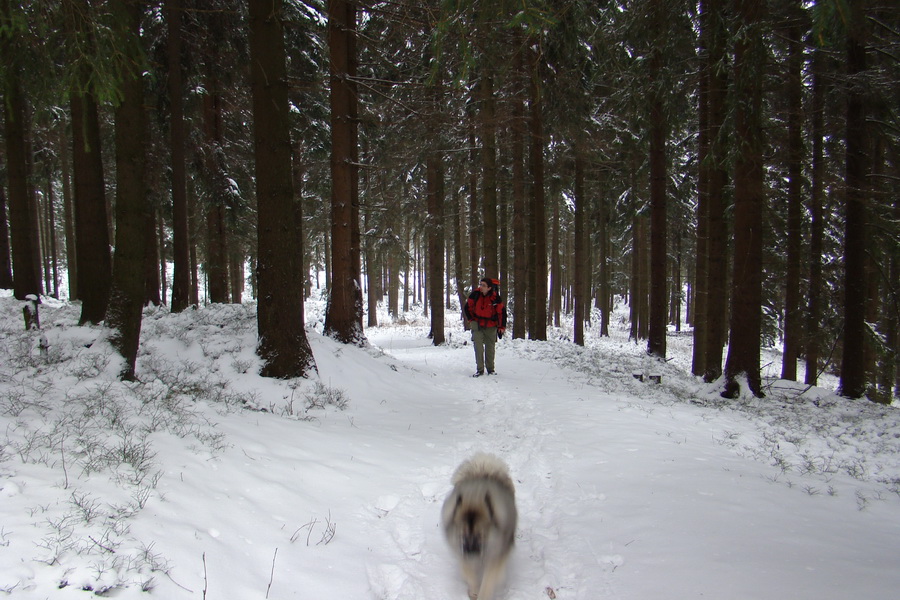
xmin=463 ymin=277 xmax=507 ymax=377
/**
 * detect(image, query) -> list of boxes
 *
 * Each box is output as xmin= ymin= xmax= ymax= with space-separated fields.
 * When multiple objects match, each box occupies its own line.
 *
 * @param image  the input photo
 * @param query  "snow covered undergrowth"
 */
xmin=0 ymin=292 xmax=898 ymax=599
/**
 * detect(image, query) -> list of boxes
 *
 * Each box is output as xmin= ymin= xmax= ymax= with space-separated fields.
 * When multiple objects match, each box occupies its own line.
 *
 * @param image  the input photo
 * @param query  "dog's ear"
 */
xmin=452 ymin=493 xmax=462 ymax=519
xmin=484 ymin=492 xmax=495 ymax=523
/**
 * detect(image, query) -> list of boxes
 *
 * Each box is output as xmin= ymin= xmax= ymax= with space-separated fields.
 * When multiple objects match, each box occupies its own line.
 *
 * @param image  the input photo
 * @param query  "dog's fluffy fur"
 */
xmin=441 ymin=453 xmax=517 ymax=600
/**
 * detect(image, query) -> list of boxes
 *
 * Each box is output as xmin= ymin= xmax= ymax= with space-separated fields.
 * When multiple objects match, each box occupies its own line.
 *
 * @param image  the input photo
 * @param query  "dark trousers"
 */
xmin=471 ymin=322 xmax=497 ymax=373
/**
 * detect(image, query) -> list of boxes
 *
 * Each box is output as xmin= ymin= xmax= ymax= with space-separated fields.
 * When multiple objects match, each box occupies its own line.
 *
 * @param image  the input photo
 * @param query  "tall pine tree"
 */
xmin=249 ymin=0 xmax=316 ymax=378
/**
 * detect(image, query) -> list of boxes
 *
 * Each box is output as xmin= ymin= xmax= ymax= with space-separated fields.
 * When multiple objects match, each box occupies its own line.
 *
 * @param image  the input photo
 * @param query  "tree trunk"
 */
xmin=467 ymin=117 xmax=480 ymax=286
xmin=422 ymin=237 xmax=428 ymax=311
xmin=188 ymin=182 xmax=200 ymax=305
xmin=639 ymin=216 xmax=650 ymax=340
xmin=480 ymin=72 xmax=498 ymax=279
xmin=206 ymin=202 xmax=229 ymax=302
xmin=402 ymin=220 xmax=410 ymax=312
xmin=323 ymin=217 xmax=332 ymax=293
xmin=882 ymin=183 xmax=899 ymax=400
xmin=249 ymin=0 xmax=316 ymax=378
xmin=106 ymin=0 xmax=149 ymax=381
xmin=445 ymin=246 xmax=451 ymax=308
xmin=838 ymin=0 xmax=868 ymax=399
xmin=672 ymin=235 xmax=682 ymax=331
xmin=704 ymin=0 xmax=729 ymax=382
xmin=511 ymin=42 xmax=527 ymax=339
xmin=550 ymin=184 xmax=561 ymax=327
xmin=364 ymin=211 xmax=379 ymax=327
xmin=158 ymin=202 xmax=168 ymax=305
xmin=70 ymin=88 xmax=111 ymax=322
xmin=389 ymin=244 xmax=399 ymax=317
xmin=44 ymin=176 xmax=60 ymax=298
xmin=2 ymin=14 xmax=43 ymax=300
xmin=648 ymin=87 xmax=668 ymax=359
xmin=498 ymin=185 xmax=508 ymax=292
xmin=60 ymin=125 xmax=77 ymax=300
xmin=781 ymin=4 xmax=804 ymax=381
xmin=528 ymin=42 xmax=548 ymax=341
xmin=201 ymin=39 xmax=230 ymax=305
xmin=229 ymin=240 xmax=244 ymax=303
xmin=692 ymin=0 xmax=711 ymax=376
xmin=598 ymin=192 xmax=610 ymax=337
xmin=573 ymin=147 xmax=586 ymax=346
xmin=686 ymin=271 xmax=692 ymax=325
xmin=723 ymin=0 xmax=765 ymax=398
xmin=348 ymin=12 xmax=362 ymax=327
xmin=324 ymin=0 xmax=365 ymax=344
xmin=358 ymin=137 xmax=377 ymax=327
xmin=805 ymin=46 xmax=825 ymax=386
xmin=144 ymin=208 xmax=161 ymax=306
xmin=66 ymin=0 xmax=111 ymax=323
xmin=630 ymin=213 xmax=641 ymax=341
xmin=427 ymin=152 xmax=445 ymax=345
xmin=168 ymin=0 xmax=192 ymax=313
xmin=0 ymin=186 xmax=13 ymax=289
xmin=453 ymin=186 xmax=466 ymax=311
xmin=39 ymin=180 xmax=52 ymax=296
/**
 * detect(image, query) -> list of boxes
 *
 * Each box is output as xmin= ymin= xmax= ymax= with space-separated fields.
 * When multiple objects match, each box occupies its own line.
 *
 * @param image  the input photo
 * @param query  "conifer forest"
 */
xmin=1 ymin=0 xmax=898 ymax=401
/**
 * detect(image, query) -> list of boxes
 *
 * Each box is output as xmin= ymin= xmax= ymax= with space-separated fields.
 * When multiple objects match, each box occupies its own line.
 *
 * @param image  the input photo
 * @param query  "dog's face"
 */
xmin=450 ymin=491 xmax=495 ymax=556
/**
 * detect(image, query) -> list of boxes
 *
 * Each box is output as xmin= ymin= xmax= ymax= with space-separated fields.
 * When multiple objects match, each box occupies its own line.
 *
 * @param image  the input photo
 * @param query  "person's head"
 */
xmin=479 ymin=278 xmax=494 ymax=295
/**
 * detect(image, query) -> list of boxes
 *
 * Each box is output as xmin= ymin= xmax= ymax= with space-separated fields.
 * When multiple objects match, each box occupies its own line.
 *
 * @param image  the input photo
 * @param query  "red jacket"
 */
xmin=465 ymin=289 xmax=507 ymax=330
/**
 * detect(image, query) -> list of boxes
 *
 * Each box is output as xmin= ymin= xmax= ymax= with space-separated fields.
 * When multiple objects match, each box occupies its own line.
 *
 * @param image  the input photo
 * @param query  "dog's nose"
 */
xmin=462 ymin=534 xmax=482 ymax=555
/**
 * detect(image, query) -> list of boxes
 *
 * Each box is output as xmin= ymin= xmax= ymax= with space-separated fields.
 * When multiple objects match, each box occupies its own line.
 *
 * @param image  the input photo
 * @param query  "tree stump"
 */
xmin=23 ymin=295 xmax=40 ymax=331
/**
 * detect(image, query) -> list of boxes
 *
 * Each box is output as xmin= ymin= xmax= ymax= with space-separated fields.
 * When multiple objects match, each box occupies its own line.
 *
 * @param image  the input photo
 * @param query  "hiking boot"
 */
xmin=487 ymin=370 xmax=496 ymax=375
xmin=472 ymin=371 xmax=484 ymax=378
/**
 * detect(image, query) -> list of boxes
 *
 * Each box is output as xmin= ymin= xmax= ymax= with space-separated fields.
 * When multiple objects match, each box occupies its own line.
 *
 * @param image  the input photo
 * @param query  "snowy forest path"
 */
xmin=363 ymin=330 xmax=618 ymax=599
xmin=349 ymin=328 xmax=900 ymax=600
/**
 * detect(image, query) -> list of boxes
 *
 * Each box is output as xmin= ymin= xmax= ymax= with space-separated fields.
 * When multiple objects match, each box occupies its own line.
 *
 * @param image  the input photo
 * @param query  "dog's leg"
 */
xmin=476 ymin=555 xmax=509 ymax=600
xmin=461 ymin=559 xmax=480 ymax=600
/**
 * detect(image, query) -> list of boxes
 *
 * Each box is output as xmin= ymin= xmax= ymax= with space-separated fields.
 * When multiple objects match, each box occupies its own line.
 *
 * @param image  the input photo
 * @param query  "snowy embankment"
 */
xmin=0 ymin=293 xmax=898 ymax=599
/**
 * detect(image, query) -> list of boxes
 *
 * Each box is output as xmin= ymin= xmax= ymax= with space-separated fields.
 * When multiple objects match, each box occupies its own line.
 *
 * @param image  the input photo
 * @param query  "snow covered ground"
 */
xmin=1 ymin=292 xmax=898 ymax=599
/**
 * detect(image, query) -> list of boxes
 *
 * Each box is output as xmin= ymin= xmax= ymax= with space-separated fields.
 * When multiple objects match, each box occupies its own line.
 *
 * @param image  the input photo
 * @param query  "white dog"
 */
xmin=441 ymin=453 xmax=517 ymax=600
